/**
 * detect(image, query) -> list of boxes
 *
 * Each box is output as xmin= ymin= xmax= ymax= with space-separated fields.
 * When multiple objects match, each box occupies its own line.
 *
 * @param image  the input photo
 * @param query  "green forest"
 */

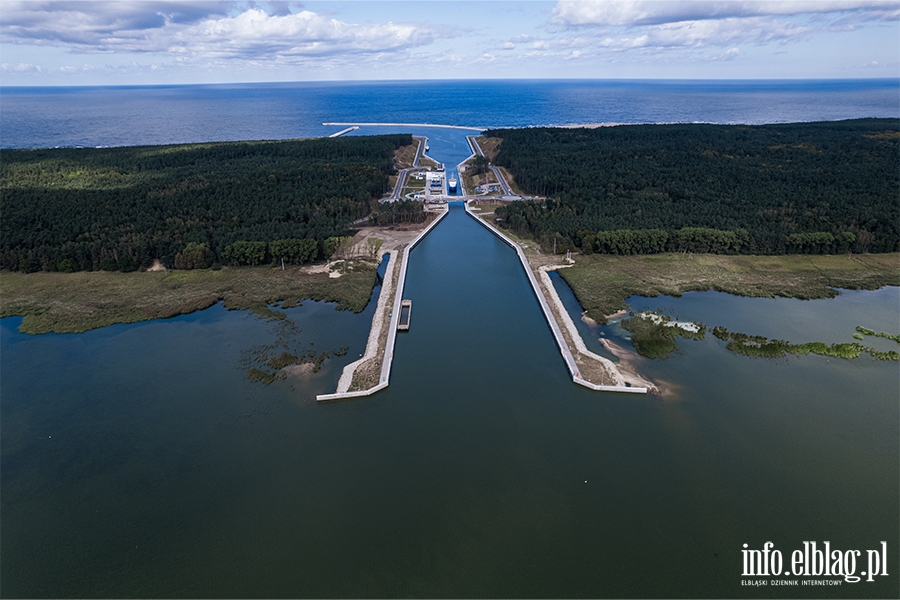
xmin=487 ymin=119 xmax=899 ymax=255
xmin=1 ymin=134 xmax=411 ymax=272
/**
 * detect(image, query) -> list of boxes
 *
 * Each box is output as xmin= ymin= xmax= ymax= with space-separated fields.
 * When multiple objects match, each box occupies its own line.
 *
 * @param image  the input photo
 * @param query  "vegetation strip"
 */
xmin=557 ymin=252 xmax=900 ymax=324
xmin=0 ymin=264 xmax=378 ymax=335
xmin=1 ymin=135 xmax=411 ymax=273
xmin=712 ymin=326 xmax=899 ymax=361
xmin=616 ymin=308 xmax=898 ymax=362
xmin=489 ymin=119 xmax=899 ymax=255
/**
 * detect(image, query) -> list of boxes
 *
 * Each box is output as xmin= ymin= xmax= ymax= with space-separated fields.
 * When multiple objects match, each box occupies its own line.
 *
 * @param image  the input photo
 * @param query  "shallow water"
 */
xmin=2 ymin=207 xmax=898 ymax=597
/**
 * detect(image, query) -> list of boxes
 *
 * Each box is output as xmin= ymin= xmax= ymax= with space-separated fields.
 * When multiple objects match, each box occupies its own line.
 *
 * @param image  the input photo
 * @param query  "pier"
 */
xmin=328 ymin=126 xmax=359 ymax=138
xmin=398 ymin=300 xmax=412 ymax=330
xmin=316 ymin=207 xmax=448 ymax=402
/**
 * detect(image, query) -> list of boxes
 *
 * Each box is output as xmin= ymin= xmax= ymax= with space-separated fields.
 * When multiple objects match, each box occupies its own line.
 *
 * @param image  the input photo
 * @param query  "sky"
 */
xmin=1 ymin=1 xmax=898 ymax=85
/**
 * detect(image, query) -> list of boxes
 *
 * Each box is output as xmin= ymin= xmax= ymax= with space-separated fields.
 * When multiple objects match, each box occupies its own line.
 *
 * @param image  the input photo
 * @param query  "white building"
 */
xmin=424 ymin=172 xmax=444 ymax=199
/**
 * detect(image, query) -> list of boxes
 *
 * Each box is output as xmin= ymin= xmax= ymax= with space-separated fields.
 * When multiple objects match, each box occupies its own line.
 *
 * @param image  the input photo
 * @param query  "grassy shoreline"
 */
xmin=3 ymin=250 xmax=897 ymax=336
xmin=1 ymin=262 xmax=378 ymax=334
xmin=558 ymin=252 xmax=900 ymax=323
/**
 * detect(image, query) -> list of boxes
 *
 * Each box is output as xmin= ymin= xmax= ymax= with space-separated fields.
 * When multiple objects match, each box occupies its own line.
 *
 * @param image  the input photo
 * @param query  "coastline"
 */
xmin=558 ymin=252 xmax=900 ymax=325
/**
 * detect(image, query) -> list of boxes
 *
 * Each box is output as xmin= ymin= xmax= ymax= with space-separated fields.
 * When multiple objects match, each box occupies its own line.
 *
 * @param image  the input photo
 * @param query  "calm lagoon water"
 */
xmin=2 ymin=205 xmax=897 ymax=598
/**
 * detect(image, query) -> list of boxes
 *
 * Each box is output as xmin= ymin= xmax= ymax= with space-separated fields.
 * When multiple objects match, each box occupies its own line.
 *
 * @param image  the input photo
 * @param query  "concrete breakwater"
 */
xmin=316 ymin=207 xmax=449 ymax=402
xmin=324 ymin=122 xmax=484 ymax=132
xmin=463 ymin=202 xmax=652 ymax=394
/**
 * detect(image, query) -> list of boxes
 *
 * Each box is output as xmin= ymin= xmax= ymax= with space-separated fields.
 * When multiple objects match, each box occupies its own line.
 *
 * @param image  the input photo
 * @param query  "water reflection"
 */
xmin=1 ymin=212 xmax=897 ymax=597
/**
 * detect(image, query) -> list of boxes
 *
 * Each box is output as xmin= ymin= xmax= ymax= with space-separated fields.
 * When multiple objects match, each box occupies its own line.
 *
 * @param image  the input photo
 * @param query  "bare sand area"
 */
xmin=600 ymin=338 xmax=677 ymax=398
xmin=536 ymin=264 xmax=659 ymax=394
xmin=558 ymin=123 xmax=626 ymax=129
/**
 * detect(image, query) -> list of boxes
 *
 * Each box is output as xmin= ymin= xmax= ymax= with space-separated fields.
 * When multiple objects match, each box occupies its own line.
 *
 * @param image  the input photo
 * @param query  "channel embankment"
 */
xmin=316 ymin=207 xmax=449 ymax=402
xmin=464 ymin=202 xmax=654 ymax=394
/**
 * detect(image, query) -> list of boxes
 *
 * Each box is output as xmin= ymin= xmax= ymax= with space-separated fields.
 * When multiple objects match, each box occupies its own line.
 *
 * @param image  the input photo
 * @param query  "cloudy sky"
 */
xmin=1 ymin=1 xmax=898 ymax=85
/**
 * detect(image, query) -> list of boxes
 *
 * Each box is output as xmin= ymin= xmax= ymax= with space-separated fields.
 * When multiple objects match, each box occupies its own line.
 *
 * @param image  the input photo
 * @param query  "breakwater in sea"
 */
xmin=4 ymin=80 xmax=898 ymax=149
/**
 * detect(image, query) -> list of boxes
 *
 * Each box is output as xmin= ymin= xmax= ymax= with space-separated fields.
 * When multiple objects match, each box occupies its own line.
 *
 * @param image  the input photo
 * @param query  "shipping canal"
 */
xmin=2 ymin=202 xmax=898 ymax=596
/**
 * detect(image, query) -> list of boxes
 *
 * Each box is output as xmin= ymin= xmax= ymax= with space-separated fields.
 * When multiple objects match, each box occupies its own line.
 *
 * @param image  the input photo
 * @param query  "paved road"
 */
xmin=382 ymin=135 xmax=530 ymax=204
xmin=383 ymin=136 xmax=428 ymax=203
xmin=467 ymin=135 xmax=518 ymax=198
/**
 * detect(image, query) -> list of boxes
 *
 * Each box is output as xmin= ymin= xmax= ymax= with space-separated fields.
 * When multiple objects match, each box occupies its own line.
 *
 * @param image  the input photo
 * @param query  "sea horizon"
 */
xmin=2 ymin=78 xmax=898 ymax=150
xmin=3 ymin=76 xmax=899 ymax=89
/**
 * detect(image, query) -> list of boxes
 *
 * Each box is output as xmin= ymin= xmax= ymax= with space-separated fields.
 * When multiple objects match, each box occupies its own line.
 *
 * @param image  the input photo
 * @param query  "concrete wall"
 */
xmin=463 ymin=202 xmax=648 ymax=395
xmin=316 ymin=207 xmax=449 ymax=402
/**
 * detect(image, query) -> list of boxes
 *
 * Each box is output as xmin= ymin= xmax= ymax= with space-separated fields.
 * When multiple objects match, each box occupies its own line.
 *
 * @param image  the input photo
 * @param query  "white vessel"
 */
xmin=448 ymin=177 xmax=458 ymax=193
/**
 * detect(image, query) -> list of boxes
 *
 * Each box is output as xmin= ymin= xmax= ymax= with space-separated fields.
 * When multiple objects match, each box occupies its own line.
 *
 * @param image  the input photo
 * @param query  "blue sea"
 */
xmin=1 ymin=79 xmax=898 ymax=149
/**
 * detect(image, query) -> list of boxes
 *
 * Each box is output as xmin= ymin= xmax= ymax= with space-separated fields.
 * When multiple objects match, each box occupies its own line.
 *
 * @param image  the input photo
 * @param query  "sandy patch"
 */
xmin=300 ymin=262 xmax=333 ymax=275
xmin=282 ymin=363 xmax=316 ymax=378
xmin=146 ymin=259 xmax=166 ymax=272
xmin=536 ymin=264 xmax=659 ymax=394
xmin=598 ymin=338 xmax=661 ymax=394
xmin=558 ymin=123 xmax=626 ymax=129
xmin=636 ymin=311 xmax=701 ymax=333
xmin=328 ymin=271 xmax=342 ymax=278
xmin=651 ymin=377 xmax=681 ymax=399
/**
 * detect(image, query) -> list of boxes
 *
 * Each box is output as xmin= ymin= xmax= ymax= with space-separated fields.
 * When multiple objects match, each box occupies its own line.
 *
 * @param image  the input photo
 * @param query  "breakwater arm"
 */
xmin=324 ymin=122 xmax=484 ymax=132
xmin=328 ymin=126 xmax=359 ymax=137
xmin=463 ymin=202 xmax=652 ymax=394
xmin=316 ymin=207 xmax=449 ymax=402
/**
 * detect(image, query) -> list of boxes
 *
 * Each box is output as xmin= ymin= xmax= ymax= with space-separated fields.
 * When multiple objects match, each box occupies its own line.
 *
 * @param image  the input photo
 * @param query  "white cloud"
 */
xmin=540 ymin=1 xmax=900 ymax=54
xmin=176 ymin=9 xmax=440 ymax=59
xmin=1 ymin=1 xmax=233 ymax=46
xmin=1 ymin=3 xmax=444 ymax=62
xmin=551 ymin=1 xmax=900 ymax=27
xmin=630 ymin=17 xmax=811 ymax=47
xmin=1 ymin=62 xmax=43 ymax=72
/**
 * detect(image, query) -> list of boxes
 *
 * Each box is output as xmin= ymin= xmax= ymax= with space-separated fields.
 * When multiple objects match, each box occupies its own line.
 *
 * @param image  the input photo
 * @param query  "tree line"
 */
xmin=1 ymin=134 xmax=411 ymax=272
xmin=486 ymin=119 xmax=898 ymax=255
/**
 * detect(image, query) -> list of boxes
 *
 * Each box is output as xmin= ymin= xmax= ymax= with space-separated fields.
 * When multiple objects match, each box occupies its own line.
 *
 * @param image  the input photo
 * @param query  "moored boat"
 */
xmin=398 ymin=299 xmax=412 ymax=330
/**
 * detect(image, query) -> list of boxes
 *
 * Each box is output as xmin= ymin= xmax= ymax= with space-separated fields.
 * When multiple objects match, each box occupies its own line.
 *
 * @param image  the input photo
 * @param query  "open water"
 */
xmin=1 ymin=79 xmax=898 ymax=149
xmin=1 ymin=80 xmax=899 ymax=598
